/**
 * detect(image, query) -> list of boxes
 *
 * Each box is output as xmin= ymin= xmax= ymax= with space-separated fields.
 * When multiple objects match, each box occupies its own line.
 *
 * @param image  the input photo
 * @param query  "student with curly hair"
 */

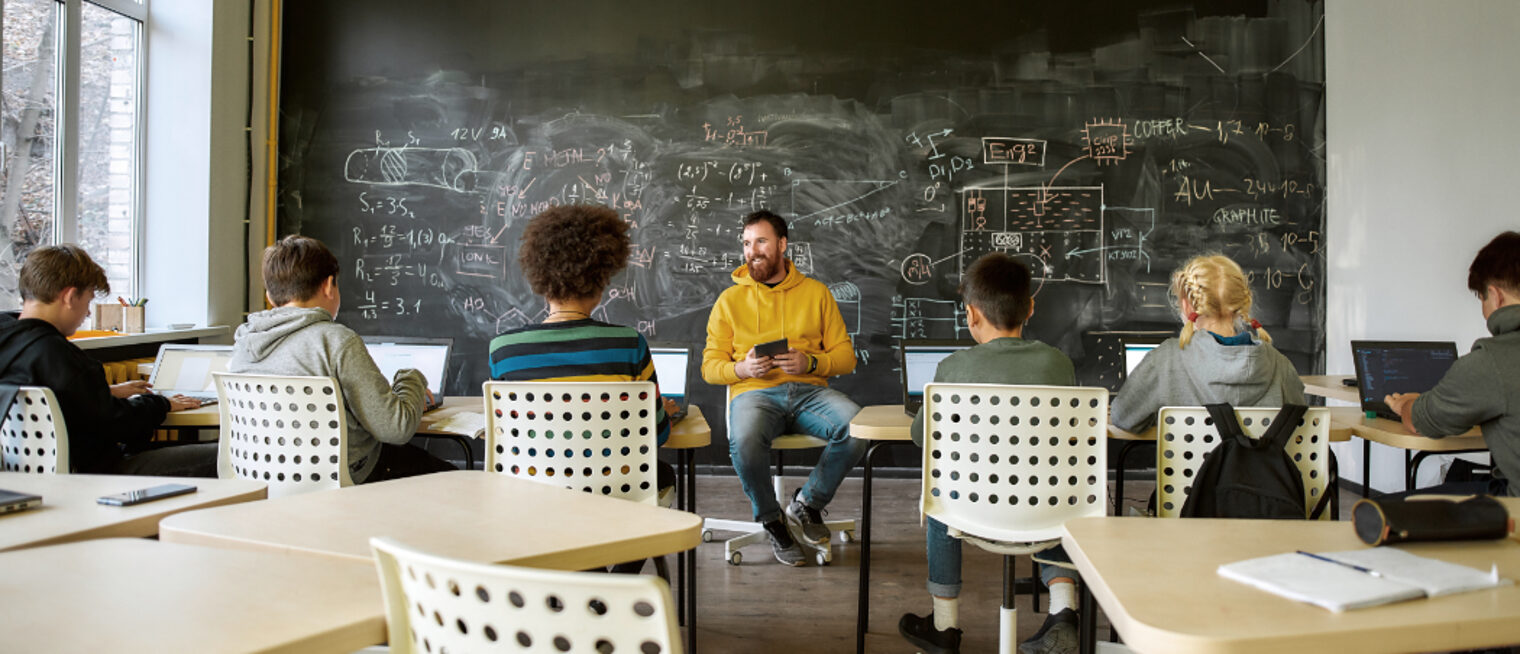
xmin=487 ymin=204 xmax=678 ymax=527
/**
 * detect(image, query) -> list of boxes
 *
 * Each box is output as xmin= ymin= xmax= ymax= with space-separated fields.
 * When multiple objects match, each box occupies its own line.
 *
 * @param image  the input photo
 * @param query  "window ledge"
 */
xmin=71 ymin=325 xmax=231 ymax=350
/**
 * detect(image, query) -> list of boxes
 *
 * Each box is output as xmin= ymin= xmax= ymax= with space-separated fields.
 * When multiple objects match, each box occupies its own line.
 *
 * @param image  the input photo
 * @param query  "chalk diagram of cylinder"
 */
xmin=345 ymin=146 xmax=486 ymax=193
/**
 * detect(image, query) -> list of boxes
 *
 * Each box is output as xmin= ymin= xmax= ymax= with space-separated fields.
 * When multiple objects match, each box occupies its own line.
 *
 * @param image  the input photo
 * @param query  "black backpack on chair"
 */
xmin=1180 ymin=403 xmax=1328 ymax=520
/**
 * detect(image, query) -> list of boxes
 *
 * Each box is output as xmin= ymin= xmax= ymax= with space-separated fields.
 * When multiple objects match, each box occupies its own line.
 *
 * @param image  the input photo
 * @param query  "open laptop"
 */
xmin=1121 ymin=334 xmax=1169 ymax=379
xmin=149 ymin=344 xmax=233 ymax=404
xmin=899 ymin=340 xmax=976 ymax=417
xmin=650 ymin=346 xmax=690 ymax=423
xmin=1351 ymin=340 xmax=1460 ymax=420
xmin=0 ymin=488 xmax=42 ymax=515
xmin=362 ymin=336 xmax=452 ymax=410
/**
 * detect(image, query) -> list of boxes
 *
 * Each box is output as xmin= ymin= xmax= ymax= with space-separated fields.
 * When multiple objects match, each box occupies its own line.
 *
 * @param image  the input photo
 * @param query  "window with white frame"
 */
xmin=0 ymin=0 xmax=142 ymax=308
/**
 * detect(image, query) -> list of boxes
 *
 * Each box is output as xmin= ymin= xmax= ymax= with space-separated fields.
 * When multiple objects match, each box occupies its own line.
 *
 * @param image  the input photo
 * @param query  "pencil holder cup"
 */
xmin=93 ymin=304 xmax=145 ymax=333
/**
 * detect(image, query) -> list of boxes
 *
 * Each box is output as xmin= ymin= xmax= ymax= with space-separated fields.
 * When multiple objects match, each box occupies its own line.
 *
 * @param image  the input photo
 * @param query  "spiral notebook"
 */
xmin=1219 ymin=548 xmax=1509 ymax=612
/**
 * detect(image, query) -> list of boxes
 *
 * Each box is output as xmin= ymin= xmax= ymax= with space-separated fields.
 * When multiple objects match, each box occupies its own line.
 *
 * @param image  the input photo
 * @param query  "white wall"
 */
xmin=142 ymin=0 xmax=249 ymax=338
xmin=1327 ymin=0 xmax=1520 ymax=492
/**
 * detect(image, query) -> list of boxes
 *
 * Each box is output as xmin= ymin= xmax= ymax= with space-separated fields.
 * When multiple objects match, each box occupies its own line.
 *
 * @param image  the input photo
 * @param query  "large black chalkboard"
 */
xmin=278 ymin=0 xmax=1326 ymax=467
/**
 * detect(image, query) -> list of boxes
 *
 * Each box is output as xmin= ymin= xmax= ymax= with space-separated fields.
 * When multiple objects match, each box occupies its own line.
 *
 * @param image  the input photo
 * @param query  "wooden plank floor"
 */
xmin=683 ymin=473 xmax=1362 ymax=653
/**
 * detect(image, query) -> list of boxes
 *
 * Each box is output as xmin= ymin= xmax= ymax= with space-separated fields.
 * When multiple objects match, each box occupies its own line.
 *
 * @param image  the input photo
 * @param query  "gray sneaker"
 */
xmin=785 ymin=489 xmax=832 ymax=545
xmin=763 ymin=519 xmax=805 ymax=566
xmin=1018 ymin=609 xmax=1079 ymax=654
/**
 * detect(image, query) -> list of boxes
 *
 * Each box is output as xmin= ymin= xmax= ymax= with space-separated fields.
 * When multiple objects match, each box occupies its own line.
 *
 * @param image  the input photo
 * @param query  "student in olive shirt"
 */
xmin=899 ymin=253 xmax=1075 ymax=654
xmin=1388 ymin=231 xmax=1520 ymax=496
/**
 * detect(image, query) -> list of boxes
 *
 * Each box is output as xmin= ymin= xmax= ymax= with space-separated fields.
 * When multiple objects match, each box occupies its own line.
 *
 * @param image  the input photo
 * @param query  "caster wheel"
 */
xmin=814 ymin=551 xmax=829 ymax=566
xmin=839 ymin=530 xmax=855 ymax=544
xmin=729 ymin=551 xmax=743 ymax=566
xmin=701 ymin=529 xmax=714 ymax=543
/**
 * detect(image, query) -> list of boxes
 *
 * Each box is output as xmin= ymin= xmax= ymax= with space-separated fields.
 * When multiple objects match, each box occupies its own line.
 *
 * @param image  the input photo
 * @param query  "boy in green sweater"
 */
xmin=899 ymin=253 xmax=1077 ymax=654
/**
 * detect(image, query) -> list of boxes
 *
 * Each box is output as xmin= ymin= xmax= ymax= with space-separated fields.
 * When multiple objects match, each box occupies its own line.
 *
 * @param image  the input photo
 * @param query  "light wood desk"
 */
xmin=1304 ymin=373 xmax=1489 ymax=493
xmin=0 ymin=538 xmax=384 ymax=653
xmin=847 ymin=405 xmax=915 ymax=653
xmin=0 ymin=472 xmax=265 ymax=552
xmin=1064 ymin=500 xmax=1520 ymax=654
xmin=1301 ymin=374 xmax=1361 ymax=404
xmin=160 ymin=470 xmax=701 ymax=569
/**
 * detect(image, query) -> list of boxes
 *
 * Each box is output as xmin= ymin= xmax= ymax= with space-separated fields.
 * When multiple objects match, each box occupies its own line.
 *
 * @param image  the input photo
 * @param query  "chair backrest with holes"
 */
xmin=1155 ymin=406 xmax=1330 ymax=518
xmin=372 ymin=537 xmax=682 ymax=654
xmin=0 ymin=387 xmax=69 ymax=474
xmin=214 ymin=372 xmax=351 ymax=497
xmin=483 ymin=381 xmax=660 ymax=504
xmin=921 ymin=383 xmax=1109 ymax=543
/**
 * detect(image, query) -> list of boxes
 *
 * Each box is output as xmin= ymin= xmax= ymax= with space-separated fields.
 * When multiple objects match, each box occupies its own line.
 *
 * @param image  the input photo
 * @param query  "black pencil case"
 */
xmin=1351 ymin=495 xmax=1511 ymax=546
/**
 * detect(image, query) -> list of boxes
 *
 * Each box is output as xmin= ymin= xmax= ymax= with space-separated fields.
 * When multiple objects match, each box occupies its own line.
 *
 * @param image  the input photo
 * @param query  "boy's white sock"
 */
xmin=1048 ymin=581 xmax=1076 ymax=614
xmin=932 ymin=596 xmax=959 ymax=631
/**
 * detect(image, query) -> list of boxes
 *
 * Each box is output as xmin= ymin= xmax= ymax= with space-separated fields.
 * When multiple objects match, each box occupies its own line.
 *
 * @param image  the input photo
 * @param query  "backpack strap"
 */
xmin=1260 ymin=404 xmax=1309 ymax=452
xmin=1204 ymin=403 xmax=1249 ymax=446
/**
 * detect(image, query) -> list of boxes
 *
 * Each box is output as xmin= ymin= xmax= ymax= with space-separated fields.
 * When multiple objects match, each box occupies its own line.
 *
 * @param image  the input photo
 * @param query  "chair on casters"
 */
xmin=483 ymin=380 xmax=673 ymax=578
xmin=372 ymin=537 xmax=684 ymax=654
xmin=1155 ymin=406 xmax=1332 ymax=519
xmin=701 ymin=432 xmax=858 ymax=566
xmin=214 ymin=372 xmax=353 ymax=498
xmin=0 ymin=387 xmax=68 ymax=474
xmin=922 ymin=383 xmax=1108 ymax=654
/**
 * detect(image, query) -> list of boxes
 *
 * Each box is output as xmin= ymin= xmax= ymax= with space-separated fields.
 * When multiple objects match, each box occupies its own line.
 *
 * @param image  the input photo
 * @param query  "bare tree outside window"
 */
xmin=0 ymin=0 xmax=59 ymax=309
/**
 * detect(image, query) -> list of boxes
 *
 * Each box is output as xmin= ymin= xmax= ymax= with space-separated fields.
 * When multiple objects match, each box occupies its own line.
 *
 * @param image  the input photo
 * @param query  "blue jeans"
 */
xmin=727 ymin=383 xmax=864 ymax=523
xmin=926 ymin=522 xmax=1080 ymax=597
xmin=1033 ymin=545 xmax=1081 ymax=587
xmin=926 ymin=517 xmax=962 ymax=597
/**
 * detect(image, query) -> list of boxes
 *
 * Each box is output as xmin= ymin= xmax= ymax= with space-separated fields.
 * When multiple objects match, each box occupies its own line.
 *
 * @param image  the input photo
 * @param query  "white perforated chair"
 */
xmin=372 ymin=537 xmax=683 ymax=654
xmin=483 ymin=381 xmax=662 ymax=504
xmin=1155 ymin=406 xmax=1331 ymax=519
xmin=922 ymin=383 xmax=1108 ymax=654
xmin=214 ymin=372 xmax=352 ymax=497
xmin=0 ymin=387 xmax=68 ymax=474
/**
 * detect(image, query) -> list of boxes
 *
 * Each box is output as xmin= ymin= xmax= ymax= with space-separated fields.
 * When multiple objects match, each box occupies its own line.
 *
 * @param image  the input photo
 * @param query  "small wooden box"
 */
xmin=93 ymin=304 xmax=145 ymax=333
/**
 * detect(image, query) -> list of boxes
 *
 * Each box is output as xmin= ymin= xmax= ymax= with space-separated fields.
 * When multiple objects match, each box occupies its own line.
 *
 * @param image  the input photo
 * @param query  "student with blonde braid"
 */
xmin=1110 ymin=254 xmax=1305 ymax=434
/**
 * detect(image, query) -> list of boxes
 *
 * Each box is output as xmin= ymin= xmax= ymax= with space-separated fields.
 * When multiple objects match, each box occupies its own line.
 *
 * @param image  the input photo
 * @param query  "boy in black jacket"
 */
xmin=0 ymin=245 xmax=212 ymax=475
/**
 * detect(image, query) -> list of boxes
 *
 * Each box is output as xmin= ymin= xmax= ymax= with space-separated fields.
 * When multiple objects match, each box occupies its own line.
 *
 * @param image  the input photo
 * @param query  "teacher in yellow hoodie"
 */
xmin=703 ymin=209 xmax=863 ymax=566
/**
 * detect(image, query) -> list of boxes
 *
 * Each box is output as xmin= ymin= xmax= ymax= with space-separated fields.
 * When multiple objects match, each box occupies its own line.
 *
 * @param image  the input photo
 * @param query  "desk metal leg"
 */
xmin=1078 ymin=582 xmax=1097 ymax=654
xmin=1404 ymin=449 xmax=1413 ymax=491
xmin=855 ymin=441 xmax=890 ymax=654
xmin=681 ymin=448 xmax=697 ymax=652
xmin=1112 ymin=440 xmax=1150 ymax=516
xmin=1329 ymin=451 xmax=1340 ymax=519
xmin=1362 ymin=438 xmax=1372 ymax=498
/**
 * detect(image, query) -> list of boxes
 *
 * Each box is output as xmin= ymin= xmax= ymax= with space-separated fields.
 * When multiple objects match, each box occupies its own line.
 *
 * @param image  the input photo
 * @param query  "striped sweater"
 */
xmin=488 ymin=319 xmax=670 ymax=445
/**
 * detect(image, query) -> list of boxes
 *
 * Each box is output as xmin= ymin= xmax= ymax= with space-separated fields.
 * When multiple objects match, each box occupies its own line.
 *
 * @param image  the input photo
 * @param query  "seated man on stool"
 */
xmin=702 ymin=209 xmax=863 ymax=566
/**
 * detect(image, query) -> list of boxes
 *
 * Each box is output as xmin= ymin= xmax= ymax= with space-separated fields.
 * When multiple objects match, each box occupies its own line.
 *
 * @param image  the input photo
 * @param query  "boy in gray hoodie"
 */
xmin=1387 ymin=231 xmax=1520 ymax=496
xmin=231 ymin=236 xmax=454 ymax=483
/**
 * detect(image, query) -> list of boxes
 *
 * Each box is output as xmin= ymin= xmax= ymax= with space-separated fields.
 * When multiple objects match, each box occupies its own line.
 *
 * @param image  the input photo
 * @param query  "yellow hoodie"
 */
xmin=702 ymin=260 xmax=856 ymax=397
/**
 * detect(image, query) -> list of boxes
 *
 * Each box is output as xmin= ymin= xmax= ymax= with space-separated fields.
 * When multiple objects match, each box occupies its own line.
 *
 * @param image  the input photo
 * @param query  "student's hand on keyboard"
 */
xmin=110 ymin=380 xmax=152 ymax=399
xmin=167 ymin=394 xmax=203 ymax=411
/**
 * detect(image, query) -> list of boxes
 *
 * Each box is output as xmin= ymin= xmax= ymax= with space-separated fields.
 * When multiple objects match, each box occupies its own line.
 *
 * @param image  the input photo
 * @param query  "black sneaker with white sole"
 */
xmin=898 ymin=611 xmax=962 ymax=654
xmin=1017 ymin=608 xmax=1079 ymax=654
xmin=784 ymin=489 xmax=832 ymax=545
xmin=763 ymin=519 xmax=805 ymax=566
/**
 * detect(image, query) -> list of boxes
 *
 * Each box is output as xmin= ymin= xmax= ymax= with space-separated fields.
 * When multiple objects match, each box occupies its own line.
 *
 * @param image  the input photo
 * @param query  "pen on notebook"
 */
xmin=1296 ymin=550 xmax=1380 ymax=576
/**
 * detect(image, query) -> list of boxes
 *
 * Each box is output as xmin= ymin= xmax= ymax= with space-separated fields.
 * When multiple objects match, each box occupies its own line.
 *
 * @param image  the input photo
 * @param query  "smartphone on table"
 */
xmin=97 ymin=483 xmax=197 ymax=506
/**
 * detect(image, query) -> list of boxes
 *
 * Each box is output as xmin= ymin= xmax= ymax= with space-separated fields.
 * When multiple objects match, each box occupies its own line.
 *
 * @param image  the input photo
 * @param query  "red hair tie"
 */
xmin=1250 ymin=319 xmax=1262 ymax=330
xmin=1186 ymin=312 xmax=1199 ymax=323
